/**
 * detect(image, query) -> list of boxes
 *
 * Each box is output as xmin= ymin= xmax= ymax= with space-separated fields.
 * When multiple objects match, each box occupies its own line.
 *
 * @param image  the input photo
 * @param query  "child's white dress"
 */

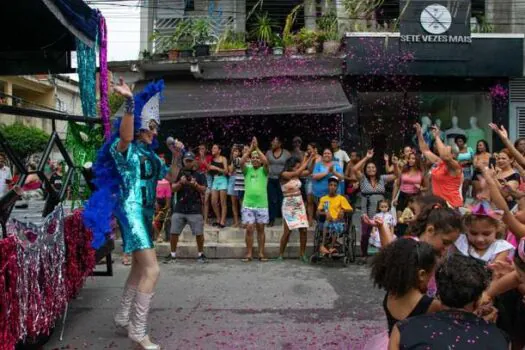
xmin=454 ymin=234 xmax=514 ymax=263
xmin=369 ymin=212 xmax=395 ymax=249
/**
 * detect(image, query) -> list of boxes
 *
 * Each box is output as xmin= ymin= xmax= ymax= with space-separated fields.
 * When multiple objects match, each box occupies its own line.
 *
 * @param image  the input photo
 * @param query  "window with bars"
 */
xmin=185 ymin=0 xmax=194 ymax=11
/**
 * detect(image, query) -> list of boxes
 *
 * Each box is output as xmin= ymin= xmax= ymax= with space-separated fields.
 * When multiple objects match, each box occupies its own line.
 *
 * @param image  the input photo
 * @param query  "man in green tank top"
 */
xmin=240 ymin=137 xmax=269 ymax=262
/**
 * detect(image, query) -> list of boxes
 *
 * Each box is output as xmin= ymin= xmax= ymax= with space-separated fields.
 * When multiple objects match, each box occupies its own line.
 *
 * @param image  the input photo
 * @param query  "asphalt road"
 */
xmin=47 ymin=259 xmax=385 ymax=350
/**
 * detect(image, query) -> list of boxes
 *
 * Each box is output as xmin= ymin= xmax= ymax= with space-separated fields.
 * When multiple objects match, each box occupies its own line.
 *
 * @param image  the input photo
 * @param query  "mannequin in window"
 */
xmin=465 ymin=116 xmax=486 ymax=150
xmin=412 ymin=116 xmax=432 ymax=148
xmin=445 ymin=116 xmax=466 ymax=146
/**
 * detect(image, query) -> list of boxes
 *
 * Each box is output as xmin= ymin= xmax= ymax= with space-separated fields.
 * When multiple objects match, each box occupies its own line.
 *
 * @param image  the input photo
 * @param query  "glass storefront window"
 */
xmin=411 ymin=92 xmax=493 ymax=152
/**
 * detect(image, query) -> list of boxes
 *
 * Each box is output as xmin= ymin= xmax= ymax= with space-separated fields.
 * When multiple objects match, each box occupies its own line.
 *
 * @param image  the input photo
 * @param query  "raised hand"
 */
xmin=430 ymin=125 xmax=441 ymax=138
xmin=392 ymin=155 xmax=399 ymax=164
xmin=366 ymin=149 xmax=374 ymax=159
xmin=112 ymin=77 xmax=133 ymax=98
xmin=414 ymin=123 xmax=422 ymax=134
xmin=383 ymin=154 xmax=389 ymax=163
xmin=489 ymin=123 xmax=509 ymax=139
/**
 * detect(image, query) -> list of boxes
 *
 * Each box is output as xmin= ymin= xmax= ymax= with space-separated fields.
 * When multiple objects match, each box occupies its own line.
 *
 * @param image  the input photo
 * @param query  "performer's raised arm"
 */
xmin=113 ymin=78 xmax=135 ymax=153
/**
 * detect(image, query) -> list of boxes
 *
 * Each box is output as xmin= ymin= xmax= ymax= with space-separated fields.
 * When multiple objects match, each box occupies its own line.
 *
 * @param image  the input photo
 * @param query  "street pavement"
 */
xmin=47 ymin=259 xmax=385 ymax=350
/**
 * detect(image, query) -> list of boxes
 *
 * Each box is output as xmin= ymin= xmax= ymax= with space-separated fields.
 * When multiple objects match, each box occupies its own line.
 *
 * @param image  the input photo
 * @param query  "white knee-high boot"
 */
xmin=128 ymin=291 xmax=160 ymax=349
xmin=114 ymin=285 xmax=137 ymax=332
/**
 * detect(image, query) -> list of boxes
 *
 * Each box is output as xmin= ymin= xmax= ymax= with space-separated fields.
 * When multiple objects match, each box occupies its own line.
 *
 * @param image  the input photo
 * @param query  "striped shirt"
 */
xmin=233 ymin=157 xmax=245 ymax=191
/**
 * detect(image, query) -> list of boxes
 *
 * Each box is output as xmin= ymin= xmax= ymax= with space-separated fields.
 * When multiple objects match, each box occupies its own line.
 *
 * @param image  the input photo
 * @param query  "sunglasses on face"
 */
xmin=148 ymin=120 xmax=158 ymax=132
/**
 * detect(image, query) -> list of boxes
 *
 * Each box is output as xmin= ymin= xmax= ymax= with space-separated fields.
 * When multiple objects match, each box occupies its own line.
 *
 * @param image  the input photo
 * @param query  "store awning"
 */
xmin=134 ymin=78 xmax=352 ymax=119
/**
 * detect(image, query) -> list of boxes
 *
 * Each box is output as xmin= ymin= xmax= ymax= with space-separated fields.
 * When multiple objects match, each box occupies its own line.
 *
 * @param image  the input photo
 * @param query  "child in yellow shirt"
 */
xmin=317 ymin=177 xmax=353 ymax=255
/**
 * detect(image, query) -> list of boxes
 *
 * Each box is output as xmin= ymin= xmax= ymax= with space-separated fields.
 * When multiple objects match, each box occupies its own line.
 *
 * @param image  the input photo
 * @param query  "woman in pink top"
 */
xmin=415 ymin=123 xmax=463 ymax=208
xmin=393 ymin=152 xmax=423 ymax=213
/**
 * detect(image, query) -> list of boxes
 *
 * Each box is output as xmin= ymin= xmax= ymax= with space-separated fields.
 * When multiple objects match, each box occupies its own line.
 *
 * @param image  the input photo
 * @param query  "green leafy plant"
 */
xmin=272 ymin=33 xmax=284 ymax=48
xmin=342 ymin=0 xmax=384 ymax=31
xmin=282 ymin=4 xmax=303 ymax=47
xmin=140 ymin=50 xmax=152 ymax=59
xmin=216 ymin=29 xmax=247 ymax=51
xmin=298 ymin=28 xmax=318 ymax=48
xmin=474 ymin=16 xmax=494 ymax=33
xmin=192 ymin=17 xmax=213 ymax=45
xmin=109 ymin=92 xmax=125 ymax=116
xmin=250 ymin=12 xmax=277 ymax=43
xmin=170 ymin=19 xmax=193 ymax=49
xmin=0 ymin=122 xmax=49 ymax=162
xmin=317 ymin=12 xmax=340 ymax=41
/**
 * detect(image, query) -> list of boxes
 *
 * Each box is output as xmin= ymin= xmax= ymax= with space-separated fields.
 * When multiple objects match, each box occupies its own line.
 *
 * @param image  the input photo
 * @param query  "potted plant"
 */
xmin=272 ymin=34 xmax=284 ymax=56
xmin=176 ymin=40 xmax=194 ymax=58
xmin=164 ymin=19 xmax=193 ymax=60
xmin=140 ymin=50 xmax=152 ymax=60
xmin=214 ymin=31 xmax=247 ymax=56
xmin=317 ymin=12 xmax=341 ymax=55
xmin=283 ymin=35 xmax=298 ymax=55
xmin=282 ymin=4 xmax=302 ymax=55
xmin=249 ymin=12 xmax=276 ymax=46
xmin=192 ymin=17 xmax=213 ymax=57
xmin=298 ymin=28 xmax=318 ymax=54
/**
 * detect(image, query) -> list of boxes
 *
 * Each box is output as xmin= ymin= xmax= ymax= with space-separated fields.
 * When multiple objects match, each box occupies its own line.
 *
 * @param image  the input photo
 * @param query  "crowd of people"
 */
xmin=0 ymin=154 xmax=66 ymax=201
xmin=145 ymin=120 xmax=525 ymax=349
xmin=149 ymin=135 xmax=366 ymax=263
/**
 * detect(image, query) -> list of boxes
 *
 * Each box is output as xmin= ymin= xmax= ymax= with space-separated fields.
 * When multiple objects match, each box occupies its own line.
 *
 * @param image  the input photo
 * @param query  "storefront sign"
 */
xmin=400 ymin=0 xmax=471 ymax=45
xmin=400 ymin=34 xmax=472 ymax=43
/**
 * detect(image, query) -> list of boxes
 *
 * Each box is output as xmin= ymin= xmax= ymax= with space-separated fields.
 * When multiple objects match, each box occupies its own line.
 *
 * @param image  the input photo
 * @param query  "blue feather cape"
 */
xmin=83 ymin=80 xmax=164 ymax=249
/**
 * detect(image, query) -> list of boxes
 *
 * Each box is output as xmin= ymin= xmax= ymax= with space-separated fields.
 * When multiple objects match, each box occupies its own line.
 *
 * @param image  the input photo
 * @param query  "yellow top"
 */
xmin=318 ymin=194 xmax=352 ymax=221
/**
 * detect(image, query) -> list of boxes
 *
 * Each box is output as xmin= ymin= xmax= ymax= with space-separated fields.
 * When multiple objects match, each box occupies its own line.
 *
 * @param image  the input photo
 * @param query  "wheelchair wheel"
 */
xmin=343 ymin=256 xmax=350 ymax=266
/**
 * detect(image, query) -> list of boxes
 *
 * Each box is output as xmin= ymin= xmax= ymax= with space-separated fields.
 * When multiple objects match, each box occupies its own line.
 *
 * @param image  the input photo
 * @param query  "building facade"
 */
xmin=131 ymin=0 xmax=524 ymax=152
xmin=0 ymin=75 xmax=81 ymax=138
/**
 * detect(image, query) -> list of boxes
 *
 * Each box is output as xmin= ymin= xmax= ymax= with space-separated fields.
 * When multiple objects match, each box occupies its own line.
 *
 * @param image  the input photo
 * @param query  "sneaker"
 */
xmin=299 ymin=255 xmax=309 ymax=264
xmin=163 ymin=254 xmax=176 ymax=264
xmin=197 ymin=254 xmax=208 ymax=263
xmin=275 ymin=256 xmax=284 ymax=262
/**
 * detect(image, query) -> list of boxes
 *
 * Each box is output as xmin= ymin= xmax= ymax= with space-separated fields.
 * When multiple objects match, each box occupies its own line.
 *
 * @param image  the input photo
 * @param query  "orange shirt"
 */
xmin=431 ymin=161 xmax=463 ymax=208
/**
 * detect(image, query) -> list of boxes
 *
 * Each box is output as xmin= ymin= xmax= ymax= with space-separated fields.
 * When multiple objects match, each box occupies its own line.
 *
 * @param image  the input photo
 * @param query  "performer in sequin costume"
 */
xmin=84 ymin=78 xmax=183 ymax=350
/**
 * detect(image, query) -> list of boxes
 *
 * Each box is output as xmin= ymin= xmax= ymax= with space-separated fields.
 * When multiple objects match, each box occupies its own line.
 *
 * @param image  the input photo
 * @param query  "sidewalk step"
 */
xmin=113 ymin=210 xmax=364 ymax=259
xmin=114 ymin=241 xmax=317 ymax=259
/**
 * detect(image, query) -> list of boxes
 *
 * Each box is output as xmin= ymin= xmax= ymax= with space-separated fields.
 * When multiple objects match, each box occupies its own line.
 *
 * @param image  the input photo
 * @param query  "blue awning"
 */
xmin=42 ymin=0 xmax=99 ymax=47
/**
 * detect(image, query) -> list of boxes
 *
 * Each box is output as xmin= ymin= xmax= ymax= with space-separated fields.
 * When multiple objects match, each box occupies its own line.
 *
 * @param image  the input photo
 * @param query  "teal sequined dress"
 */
xmin=110 ymin=138 xmax=168 ymax=253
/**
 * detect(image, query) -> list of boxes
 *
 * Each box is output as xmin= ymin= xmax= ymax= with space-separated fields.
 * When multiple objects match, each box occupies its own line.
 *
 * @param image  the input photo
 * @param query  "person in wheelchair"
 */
xmin=317 ymin=176 xmax=353 ymax=255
